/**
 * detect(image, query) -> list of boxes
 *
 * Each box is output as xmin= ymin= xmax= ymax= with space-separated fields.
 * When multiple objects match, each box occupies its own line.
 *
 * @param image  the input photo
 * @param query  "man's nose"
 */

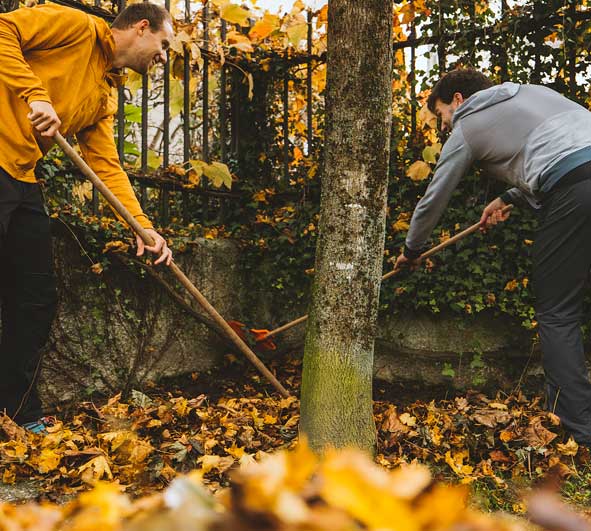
xmin=158 ymin=50 xmax=167 ymax=64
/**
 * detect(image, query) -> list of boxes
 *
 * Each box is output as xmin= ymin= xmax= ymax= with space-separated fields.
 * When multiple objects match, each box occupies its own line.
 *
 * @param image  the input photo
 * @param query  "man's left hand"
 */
xmin=136 ymin=228 xmax=172 ymax=266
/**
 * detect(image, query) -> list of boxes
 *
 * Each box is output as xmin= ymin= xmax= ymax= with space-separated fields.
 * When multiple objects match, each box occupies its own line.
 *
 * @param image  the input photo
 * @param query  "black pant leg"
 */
xmin=0 ymin=175 xmax=56 ymax=422
xmin=533 ymin=177 xmax=591 ymax=444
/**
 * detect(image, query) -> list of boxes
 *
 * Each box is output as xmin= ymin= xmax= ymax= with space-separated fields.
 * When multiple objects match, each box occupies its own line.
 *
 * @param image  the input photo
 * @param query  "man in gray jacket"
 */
xmin=395 ymin=68 xmax=591 ymax=444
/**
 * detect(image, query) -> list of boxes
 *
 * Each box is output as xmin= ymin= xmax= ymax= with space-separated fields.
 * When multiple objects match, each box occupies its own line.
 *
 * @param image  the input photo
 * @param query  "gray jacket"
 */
xmin=405 ymin=82 xmax=591 ymax=252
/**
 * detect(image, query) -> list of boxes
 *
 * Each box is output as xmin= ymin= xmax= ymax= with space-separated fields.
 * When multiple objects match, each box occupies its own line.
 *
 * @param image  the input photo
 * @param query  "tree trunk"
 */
xmin=300 ymin=0 xmax=393 ymax=453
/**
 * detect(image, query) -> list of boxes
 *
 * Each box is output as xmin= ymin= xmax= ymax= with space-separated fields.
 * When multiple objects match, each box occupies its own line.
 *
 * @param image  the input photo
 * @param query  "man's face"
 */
xmin=434 ymin=93 xmax=464 ymax=133
xmin=128 ymin=20 xmax=173 ymax=74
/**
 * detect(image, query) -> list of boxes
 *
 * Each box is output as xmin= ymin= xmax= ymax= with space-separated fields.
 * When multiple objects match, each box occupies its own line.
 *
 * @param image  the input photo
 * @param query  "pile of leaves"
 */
xmin=0 ymin=437 xmax=560 ymax=531
xmin=374 ymin=391 xmax=590 ymax=512
xmin=0 ymin=357 xmax=589 ymax=516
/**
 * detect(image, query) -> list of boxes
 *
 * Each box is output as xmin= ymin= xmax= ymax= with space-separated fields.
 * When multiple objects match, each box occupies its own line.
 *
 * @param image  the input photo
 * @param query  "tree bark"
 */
xmin=300 ymin=0 xmax=393 ymax=453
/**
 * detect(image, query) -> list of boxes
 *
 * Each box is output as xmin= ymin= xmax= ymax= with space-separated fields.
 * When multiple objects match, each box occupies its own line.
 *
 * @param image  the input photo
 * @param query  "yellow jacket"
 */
xmin=0 ymin=3 xmax=152 ymax=229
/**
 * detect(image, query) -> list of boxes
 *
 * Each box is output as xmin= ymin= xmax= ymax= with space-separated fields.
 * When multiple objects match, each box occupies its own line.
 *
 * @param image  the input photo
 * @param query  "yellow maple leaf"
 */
xmin=418 ymin=103 xmax=437 ymax=129
xmin=392 ymin=212 xmax=410 ymax=233
xmin=415 ymin=483 xmax=468 ymax=528
xmin=221 ymin=3 xmax=250 ymax=26
xmin=2 ymin=468 xmax=16 ymax=484
xmin=263 ymin=414 xmax=278 ymax=425
xmin=504 ymin=279 xmax=518 ymax=291
xmin=226 ymin=442 xmax=246 ymax=460
xmin=320 ymin=449 xmax=419 ymax=530
xmin=249 ymin=13 xmax=280 ymax=41
xmin=316 ymin=4 xmax=328 ymax=28
xmin=73 ymin=482 xmax=130 ymax=528
xmin=286 ymin=22 xmax=308 ymax=47
xmin=445 ymin=449 xmax=474 ymax=477
xmin=36 ymin=448 xmax=62 ymax=473
xmin=406 ymin=160 xmax=431 ymax=181
xmin=78 ymin=455 xmax=113 ymax=483
xmin=227 ymin=30 xmax=254 ymax=53
xmin=556 ymin=437 xmax=579 ymax=456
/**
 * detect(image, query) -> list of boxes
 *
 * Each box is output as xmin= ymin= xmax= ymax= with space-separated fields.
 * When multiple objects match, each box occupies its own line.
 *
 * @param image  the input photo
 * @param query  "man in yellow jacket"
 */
xmin=0 ymin=1 xmax=174 ymax=428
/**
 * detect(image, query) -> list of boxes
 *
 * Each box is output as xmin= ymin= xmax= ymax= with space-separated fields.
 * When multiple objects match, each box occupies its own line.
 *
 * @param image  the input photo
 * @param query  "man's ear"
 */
xmin=453 ymin=92 xmax=464 ymax=105
xmin=137 ymin=18 xmax=150 ymax=33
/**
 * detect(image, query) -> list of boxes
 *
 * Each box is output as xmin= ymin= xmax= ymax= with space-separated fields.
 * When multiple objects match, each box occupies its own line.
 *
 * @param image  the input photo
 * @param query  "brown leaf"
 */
xmin=0 ymin=414 xmax=27 ymax=442
xmin=381 ymin=406 xmax=409 ymax=443
xmin=471 ymin=408 xmax=511 ymax=428
xmin=524 ymin=415 xmax=557 ymax=448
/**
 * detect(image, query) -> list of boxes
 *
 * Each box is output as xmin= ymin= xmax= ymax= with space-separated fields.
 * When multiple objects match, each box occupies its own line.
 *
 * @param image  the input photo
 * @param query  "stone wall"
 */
xmin=38 ymin=230 xmax=245 ymax=406
xmin=37 ymin=230 xmax=538 ymax=407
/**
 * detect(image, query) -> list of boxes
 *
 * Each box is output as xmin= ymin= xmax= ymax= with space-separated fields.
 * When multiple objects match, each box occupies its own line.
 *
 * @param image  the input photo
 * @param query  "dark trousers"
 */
xmin=0 ymin=168 xmax=57 ymax=423
xmin=533 ymin=162 xmax=591 ymax=443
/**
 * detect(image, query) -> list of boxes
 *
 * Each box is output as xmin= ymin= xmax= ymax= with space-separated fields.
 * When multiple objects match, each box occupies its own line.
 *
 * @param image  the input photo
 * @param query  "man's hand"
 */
xmin=393 ymin=252 xmax=422 ymax=272
xmin=28 ymin=101 xmax=61 ymax=137
xmin=136 ymin=229 xmax=173 ymax=266
xmin=479 ymin=197 xmax=511 ymax=232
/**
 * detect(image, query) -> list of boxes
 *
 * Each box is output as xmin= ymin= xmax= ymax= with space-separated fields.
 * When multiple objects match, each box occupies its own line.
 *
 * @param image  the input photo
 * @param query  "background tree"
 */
xmin=300 ymin=0 xmax=393 ymax=453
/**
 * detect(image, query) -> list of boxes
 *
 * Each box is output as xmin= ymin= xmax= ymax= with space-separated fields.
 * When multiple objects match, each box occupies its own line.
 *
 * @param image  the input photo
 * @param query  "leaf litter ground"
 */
xmin=0 ymin=353 xmax=590 ymax=529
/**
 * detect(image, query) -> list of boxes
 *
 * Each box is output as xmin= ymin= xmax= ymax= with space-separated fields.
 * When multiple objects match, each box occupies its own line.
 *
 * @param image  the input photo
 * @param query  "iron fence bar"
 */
xmin=202 ymin=1 xmax=210 ymax=222
xmin=567 ymin=0 xmax=577 ymax=100
xmin=531 ymin=2 xmax=542 ymax=84
xmin=203 ymin=1 xmax=210 ymax=162
xmin=306 ymin=9 xmax=313 ymax=156
xmin=140 ymin=0 xmax=149 ymax=210
xmin=499 ymin=0 xmax=509 ymax=82
xmin=218 ymin=19 xmax=228 ymax=223
xmin=283 ymin=48 xmax=289 ymax=181
xmin=409 ymin=2 xmax=417 ymax=145
xmin=117 ymin=0 xmax=126 ymax=163
xmin=220 ymin=19 xmax=228 ymax=162
xmin=230 ymin=64 xmax=240 ymax=155
xmin=437 ymin=0 xmax=446 ymax=74
xmin=162 ymin=0 xmax=171 ymax=224
xmin=181 ymin=0 xmax=191 ymax=223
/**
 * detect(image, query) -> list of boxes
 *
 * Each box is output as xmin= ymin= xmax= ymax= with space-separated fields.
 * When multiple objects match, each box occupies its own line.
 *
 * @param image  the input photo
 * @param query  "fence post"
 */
xmin=202 ymin=0 xmax=210 ymax=223
xmin=220 ymin=19 xmax=228 ymax=162
xmin=181 ymin=0 xmax=192 ymax=224
xmin=161 ymin=0 xmax=171 ymax=225
xmin=306 ymin=9 xmax=313 ymax=156
xmin=117 ymin=0 xmax=126 ymax=163
xmin=283 ymin=48 xmax=290 ymax=181
xmin=409 ymin=1 xmax=417 ymax=145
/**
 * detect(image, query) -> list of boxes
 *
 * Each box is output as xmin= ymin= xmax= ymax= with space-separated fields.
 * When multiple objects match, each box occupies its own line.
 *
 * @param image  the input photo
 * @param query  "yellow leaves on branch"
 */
xmin=406 ymin=160 xmax=431 ymax=181
xmin=102 ymin=240 xmax=130 ymax=254
xmin=406 ymin=142 xmax=440 ymax=182
xmin=418 ymin=102 xmax=437 ymax=129
xmin=422 ymin=142 xmax=442 ymax=163
xmin=189 ymin=160 xmax=233 ymax=189
xmin=226 ymin=30 xmax=254 ymax=53
xmin=249 ymin=13 xmax=281 ymax=41
xmin=392 ymin=212 xmax=410 ymax=233
xmin=220 ymin=3 xmax=251 ymax=26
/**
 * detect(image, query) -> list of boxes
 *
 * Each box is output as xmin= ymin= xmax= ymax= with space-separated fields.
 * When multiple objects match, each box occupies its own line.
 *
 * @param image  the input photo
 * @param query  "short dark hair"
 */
xmin=427 ymin=68 xmax=494 ymax=112
xmin=111 ymin=2 xmax=171 ymax=31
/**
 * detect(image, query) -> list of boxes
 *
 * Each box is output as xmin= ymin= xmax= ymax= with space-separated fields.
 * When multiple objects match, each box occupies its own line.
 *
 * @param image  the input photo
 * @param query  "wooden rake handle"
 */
xmin=263 ymin=204 xmax=514 ymax=340
xmin=54 ymin=132 xmax=290 ymax=398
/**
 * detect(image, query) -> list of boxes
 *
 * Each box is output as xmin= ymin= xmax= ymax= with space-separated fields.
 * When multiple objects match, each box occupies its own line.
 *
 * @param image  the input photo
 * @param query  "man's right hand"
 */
xmin=479 ymin=197 xmax=511 ymax=232
xmin=28 ymin=101 xmax=61 ymax=137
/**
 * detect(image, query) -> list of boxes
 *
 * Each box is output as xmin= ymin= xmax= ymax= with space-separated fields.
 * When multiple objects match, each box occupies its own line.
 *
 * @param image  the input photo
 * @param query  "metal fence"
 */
xmin=16 ymin=1 xmax=591 ymax=225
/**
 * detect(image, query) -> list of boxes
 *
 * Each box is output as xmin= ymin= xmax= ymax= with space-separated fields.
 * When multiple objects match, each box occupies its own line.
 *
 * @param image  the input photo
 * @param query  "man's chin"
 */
xmin=130 ymin=65 xmax=149 ymax=75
